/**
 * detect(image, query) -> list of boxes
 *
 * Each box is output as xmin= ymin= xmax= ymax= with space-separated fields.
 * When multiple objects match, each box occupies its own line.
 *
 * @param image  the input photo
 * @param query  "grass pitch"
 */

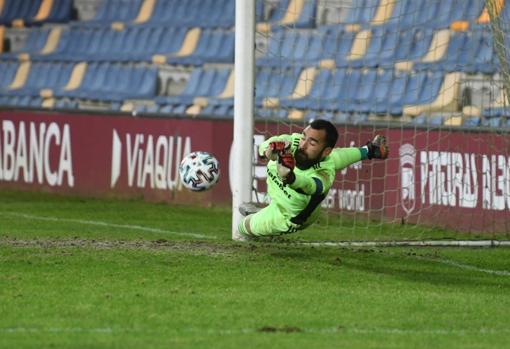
xmin=1 ymin=191 xmax=510 ymax=349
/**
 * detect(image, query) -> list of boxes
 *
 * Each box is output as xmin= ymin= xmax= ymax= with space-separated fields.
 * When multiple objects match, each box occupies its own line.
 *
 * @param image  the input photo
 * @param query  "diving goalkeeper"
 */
xmin=237 ymin=119 xmax=388 ymax=239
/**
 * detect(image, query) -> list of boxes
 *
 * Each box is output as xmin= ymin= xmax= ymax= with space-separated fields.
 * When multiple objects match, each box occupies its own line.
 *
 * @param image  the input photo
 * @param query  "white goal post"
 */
xmin=232 ymin=0 xmax=256 ymax=241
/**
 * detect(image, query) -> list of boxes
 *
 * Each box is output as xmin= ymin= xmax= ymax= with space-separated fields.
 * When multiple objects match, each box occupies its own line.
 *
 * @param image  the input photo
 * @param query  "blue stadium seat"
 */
xmin=257 ymin=108 xmax=288 ymax=120
xmin=266 ymin=0 xmax=290 ymax=22
xmin=339 ymin=69 xmax=364 ymax=111
xmin=165 ymin=29 xmax=234 ymax=65
xmin=482 ymin=116 xmax=502 ymax=128
xmin=147 ymin=0 xmax=234 ymax=28
xmin=483 ymin=107 xmax=510 ymax=119
xmin=415 ymin=29 xmax=496 ymax=73
xmin=0 ymin=60 xmax=19 ymax=90
xmin=385 ymin=0 xmax=422 ymax=29
xmin=280 ymin=68 xmax=331 ymax=109
xmin=3 ymin=61 xmax=74 ymax=97
xmin=460 ymin=0 xmax=486 ymax=22
xmin=463 ymin=116 xmax=481 ymax=127
xmin=28 ymin=0 xmax=74 ymax=25
xmin=373 ymin=69 xmax=409 ymax=114
xmin=55 ymin=63 xmax=158 ymax=102
xmin=0 ymin=27 xmax=50 ymax=58
xmin=349 ymin=27 xmax=399 ymax=68
xmin=347 ymin=69 xmax=379 ymax=111
xmin=354 ymin=69 xmax=393 ymax=113
xmin=269 ymin=0 xmax=317 ymax=29
xmin=0 ymin=0 xmax=42 ymax=25
xmin=156 ymin=68 xmax=231 ymax=108
xmin=387 ymin=28 xmax=434 ymax=66
xmin=89 ymin=0 xmax=143 ymax=23
xmin=341 ymin=0 xmax=379 ymax=26
xmin=31 ymin=25 xmax=189 ymax=62
xmin=325 ymin=28 xmax=355 ymax=65
xmin=334 ymin=112 xmax=351 ymax=123
xmin=259 ymin=67 xmax=301 ymax=104
xmin=45 ymin=0 xmax=74 ymax=23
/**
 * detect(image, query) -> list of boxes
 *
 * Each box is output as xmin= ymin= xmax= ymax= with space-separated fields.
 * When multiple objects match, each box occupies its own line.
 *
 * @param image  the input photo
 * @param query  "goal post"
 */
xmin=232 ymin=0 xmax=256 ymax=241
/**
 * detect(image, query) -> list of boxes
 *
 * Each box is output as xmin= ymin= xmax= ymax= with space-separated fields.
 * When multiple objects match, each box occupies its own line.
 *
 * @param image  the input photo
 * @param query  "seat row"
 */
xmin=88 ymin=0 xmax=237 ymax=28
xmin=0 ymin=0 xmax=74 ymax=26
xmin=0 ymin=60 xmax=158 ymax=101
xmin=126 ymin=102 xmax=510 ymax=129
xmin=6 ymin=23 xmax=496 ymax=74
xmin=6 ymin=25 xmax=234 ymax=65
xmin=83 ymin=0 xmax=490 ymax=30
xmin=157 ymin=66 xmax=454 ymax=117
xmin=259 ymin=26 xmax=496 ymax=73
xmin=0 ymin=62 xmax=451 ymax=116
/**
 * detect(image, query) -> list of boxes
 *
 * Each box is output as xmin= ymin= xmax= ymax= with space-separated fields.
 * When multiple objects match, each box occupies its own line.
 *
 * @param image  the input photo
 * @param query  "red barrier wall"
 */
xmin=0 ymin=110 xmax=508 ymax=232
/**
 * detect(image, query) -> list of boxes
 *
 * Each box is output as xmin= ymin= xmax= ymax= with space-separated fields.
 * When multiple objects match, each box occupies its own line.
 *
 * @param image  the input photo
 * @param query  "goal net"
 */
xmin=239 ymin=0 xmax=510 ymax=242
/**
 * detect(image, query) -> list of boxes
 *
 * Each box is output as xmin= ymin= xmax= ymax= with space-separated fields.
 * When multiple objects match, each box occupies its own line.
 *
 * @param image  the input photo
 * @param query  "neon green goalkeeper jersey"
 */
xmin=259 ymin=133 xmax=336 ymax=225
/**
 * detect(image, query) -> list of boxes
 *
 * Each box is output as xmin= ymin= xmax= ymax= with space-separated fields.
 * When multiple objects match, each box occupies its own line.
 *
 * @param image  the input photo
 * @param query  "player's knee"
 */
xmin=238 ymin=216 xmax=255 ymax=237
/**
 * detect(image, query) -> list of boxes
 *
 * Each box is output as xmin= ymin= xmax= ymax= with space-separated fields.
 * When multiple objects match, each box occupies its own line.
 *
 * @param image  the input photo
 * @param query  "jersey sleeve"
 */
xmin=289 ymin=164 xmax=335 ymax=196
xmin=330 ymin=147 xmax=363 ymax=171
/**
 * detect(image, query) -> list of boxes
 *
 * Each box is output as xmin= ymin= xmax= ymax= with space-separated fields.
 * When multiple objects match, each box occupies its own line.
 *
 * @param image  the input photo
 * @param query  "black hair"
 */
xmin=309 ymin=119 xmax=338 ymax=148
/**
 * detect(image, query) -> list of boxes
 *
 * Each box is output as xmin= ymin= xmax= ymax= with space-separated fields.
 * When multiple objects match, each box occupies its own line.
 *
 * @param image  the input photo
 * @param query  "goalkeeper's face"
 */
xmin=295 ymin=126 xmax=332 ymax=169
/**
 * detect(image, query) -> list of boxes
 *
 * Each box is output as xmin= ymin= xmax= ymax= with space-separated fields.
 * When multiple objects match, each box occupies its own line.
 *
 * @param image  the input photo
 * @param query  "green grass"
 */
xmin=1 ymin=190 xmax=510 ymax=348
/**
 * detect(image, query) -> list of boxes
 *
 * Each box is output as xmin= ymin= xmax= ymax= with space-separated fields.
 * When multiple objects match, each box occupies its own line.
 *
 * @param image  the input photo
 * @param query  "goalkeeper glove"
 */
xmin=263 ymin=141 xmax=290 ymax=161
xmin=366 ymin=135 xmax=389 ymax=160
xmin=277 ymin=152 xmax=296 ymax=184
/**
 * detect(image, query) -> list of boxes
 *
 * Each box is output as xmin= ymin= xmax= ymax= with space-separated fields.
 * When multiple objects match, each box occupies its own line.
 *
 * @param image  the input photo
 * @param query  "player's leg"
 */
xmin=238 ymin=203 xmax=293 ymax=238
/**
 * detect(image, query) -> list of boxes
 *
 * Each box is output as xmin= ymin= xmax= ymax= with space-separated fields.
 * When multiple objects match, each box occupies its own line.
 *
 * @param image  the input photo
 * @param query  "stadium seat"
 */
xmin=54 ymin=62 xmax=158 ymax=102
xmin=0 ymin=60 xmax=19 ymax=89
xmin=156 ymin=67 xmax=232 ymax=110
xmin=89 ymin=0 xmax=143 ymax=23
xmin=339 ymin=0 xmax=379 ymax=26
xmin=257 ymin=67 xmax=302 ymax=107
xmin=259 ymin=0 xmax=317 ymax=31
xmin=403 ymin=72 xmax=461 ymax=116
xmin=4 ymin=61 xmax=73 ymax=97
xmin=146 ymin=0 xmax=234 ymax=28
xmin=481 ymin=115 xmax=503 ymax=128
xmin=349 ymin=27 xmax=399 ymax=68
xmin=0 ymin=0 xmax=41 ymax=26
xmin=30 ymin=0 xmax=74 ymax=25
xmin=463 ymin=116 xmax=481 ymax=127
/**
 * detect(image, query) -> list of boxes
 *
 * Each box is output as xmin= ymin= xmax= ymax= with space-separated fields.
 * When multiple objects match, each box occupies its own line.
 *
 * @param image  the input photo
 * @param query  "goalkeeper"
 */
xmin=237 ymin=119 xmax=388 ymax=239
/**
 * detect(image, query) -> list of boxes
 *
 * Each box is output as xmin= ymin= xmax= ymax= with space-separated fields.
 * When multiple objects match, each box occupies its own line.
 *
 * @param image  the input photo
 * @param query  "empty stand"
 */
xmin=0 ymin=0 xmax=506 ymax=128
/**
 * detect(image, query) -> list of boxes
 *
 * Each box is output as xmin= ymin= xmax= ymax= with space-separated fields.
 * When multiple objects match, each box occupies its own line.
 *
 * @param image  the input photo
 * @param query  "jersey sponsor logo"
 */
xmin=110 ymin=129 xmax=191 ymax=190
xmin=267 ymin=168 xmax=292 ymax=200
xmin=0 ymin=120 xmax=74 ymax=187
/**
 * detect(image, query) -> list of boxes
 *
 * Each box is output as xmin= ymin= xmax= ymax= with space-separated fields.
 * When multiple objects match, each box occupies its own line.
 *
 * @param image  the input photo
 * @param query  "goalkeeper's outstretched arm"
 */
xmin=331 ymin=135 xmax=389 ymax=171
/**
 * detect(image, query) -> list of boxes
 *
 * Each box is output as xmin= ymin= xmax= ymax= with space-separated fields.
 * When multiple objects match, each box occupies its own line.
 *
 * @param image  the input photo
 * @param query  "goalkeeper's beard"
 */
xmin=295 ymin=148 xmax=321 ymax=170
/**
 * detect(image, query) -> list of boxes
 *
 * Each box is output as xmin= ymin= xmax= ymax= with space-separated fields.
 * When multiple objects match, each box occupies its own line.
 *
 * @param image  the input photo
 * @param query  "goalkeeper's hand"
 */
xmin=366 ymin=135 xmax=389 ymax=160
xmin=277 ymin=152 xmax=296 ymax=184
xmin=263 ymin=141 xmax=290 ymax=161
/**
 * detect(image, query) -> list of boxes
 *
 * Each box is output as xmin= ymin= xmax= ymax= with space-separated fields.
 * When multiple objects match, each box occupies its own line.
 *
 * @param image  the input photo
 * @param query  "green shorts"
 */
xmin=239 ymin=202 xmax=318 ymax=237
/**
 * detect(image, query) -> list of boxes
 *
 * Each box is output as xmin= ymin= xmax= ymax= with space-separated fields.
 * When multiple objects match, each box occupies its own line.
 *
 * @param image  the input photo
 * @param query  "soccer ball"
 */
xmin=179 ymin=151 xmax=220 ymax=192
